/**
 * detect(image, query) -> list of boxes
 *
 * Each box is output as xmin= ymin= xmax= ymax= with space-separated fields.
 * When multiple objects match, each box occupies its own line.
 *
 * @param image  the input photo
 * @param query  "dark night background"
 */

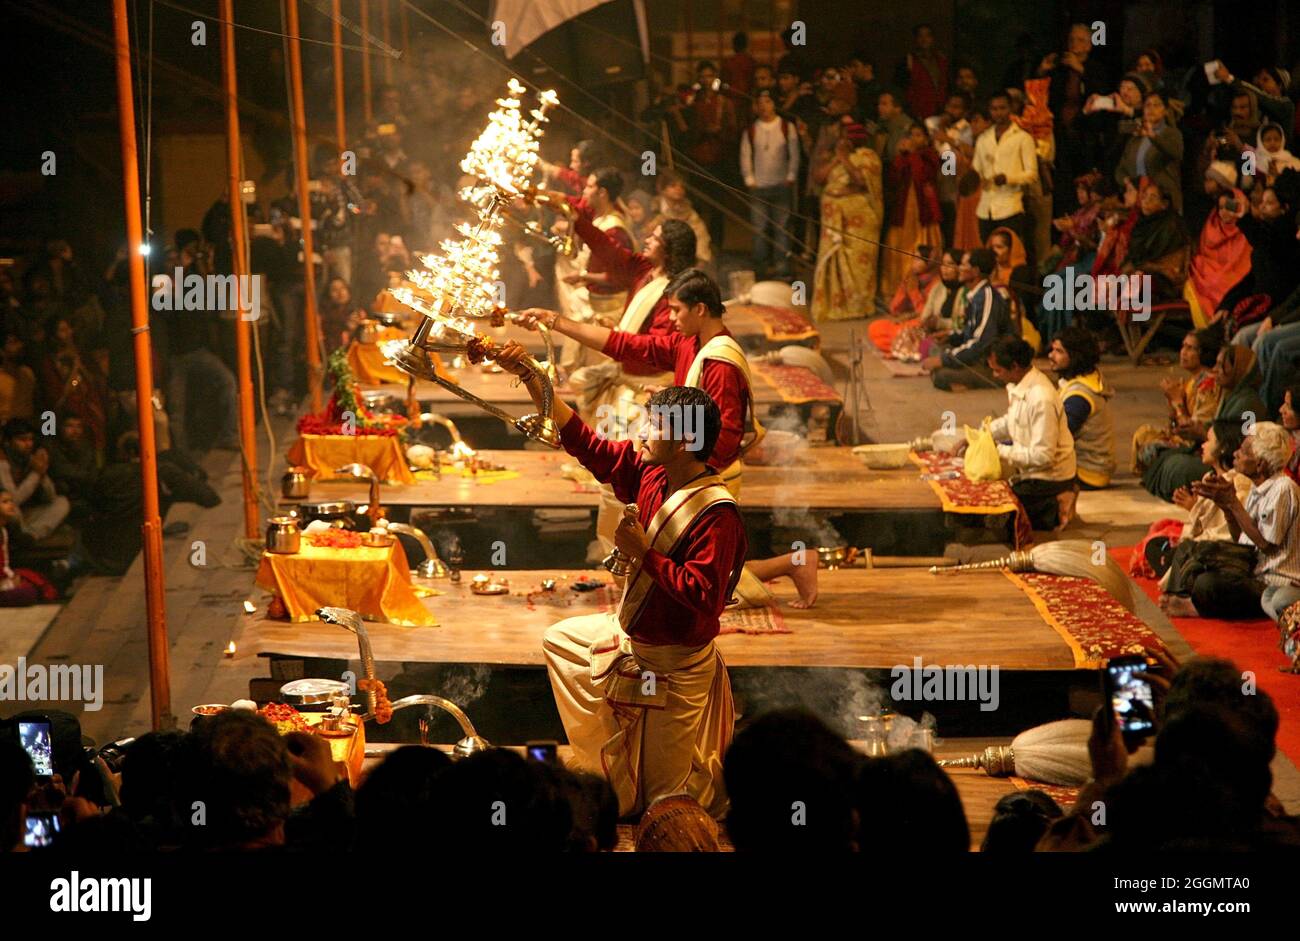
xmin=2 ymin=0 xmax=1297 ymax=274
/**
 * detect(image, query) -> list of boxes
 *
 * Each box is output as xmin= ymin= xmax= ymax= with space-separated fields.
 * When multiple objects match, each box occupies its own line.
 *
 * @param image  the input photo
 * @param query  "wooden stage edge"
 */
xmin=234 ymin=567 xmax=1080 ymax=672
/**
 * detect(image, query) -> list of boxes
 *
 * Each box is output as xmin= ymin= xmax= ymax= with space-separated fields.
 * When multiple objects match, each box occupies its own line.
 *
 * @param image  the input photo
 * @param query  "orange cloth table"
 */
xmin=255 ymin=542 xmax=433 ymax=626
xmin=346 ymin=329 xmax=453 ymax=386
xmin=288 ymin=433 xmax=417 ymax=484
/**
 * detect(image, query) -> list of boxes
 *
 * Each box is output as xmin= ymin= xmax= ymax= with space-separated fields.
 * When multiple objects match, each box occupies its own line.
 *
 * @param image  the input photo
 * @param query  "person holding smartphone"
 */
xmin=1114 ymin=91 xmax=1184 ymax=213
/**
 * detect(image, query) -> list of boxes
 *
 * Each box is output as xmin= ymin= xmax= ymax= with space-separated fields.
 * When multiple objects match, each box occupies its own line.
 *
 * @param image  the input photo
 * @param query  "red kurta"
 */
xmin=559 ymin=412 xmax=747 ymax=647
xmin=567 ymin=197 xmax=634 ymax=308
xmin=573 ymin=198 xmax=678 ymax=377
xmin=602 ymin=328 xmax=748 ymax=470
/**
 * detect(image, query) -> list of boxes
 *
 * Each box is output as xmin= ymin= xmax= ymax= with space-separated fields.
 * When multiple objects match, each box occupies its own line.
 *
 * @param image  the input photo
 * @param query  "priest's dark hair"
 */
xmin=657 ymin=217 xmax=698 ymax=277
xmin=591 ymin=166 xmax=624 ymax=202
xmin=664 ymin=267 xmax=725 ymax=316
xmin=1054 ymin=325 xmax=1101 ymax=379
xmin=646 ymin=385 xmax=723 ymax=460
xmin=572 ymin=139 xmax=600 ymax=171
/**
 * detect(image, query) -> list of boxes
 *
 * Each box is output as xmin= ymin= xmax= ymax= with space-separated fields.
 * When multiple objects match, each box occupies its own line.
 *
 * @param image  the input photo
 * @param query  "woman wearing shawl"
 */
xmin=811 ymin=121 xmax=884 ymax=321
xmin=1142 ymin=343 xmax=1266 ymax=501
xmin=1092 ymin=176 xmax=1142 ymax=279
xmin=881 ymin=123 xmax=944 ymax=299
xmin=1188 ymin=189 xmax=1253 ymax=321
xmin=1133 ymin=327 xmax=1224 ymax=471
xmin=1255 ymin=122 xmax=1300 ymax=182
xmin=867 ymin=245 xmax=946 ymax=354
xmin=985 ymin=226 xmax=1039 ymax=349
xmin=1121 ymin=181 xmax=1190 ymax=303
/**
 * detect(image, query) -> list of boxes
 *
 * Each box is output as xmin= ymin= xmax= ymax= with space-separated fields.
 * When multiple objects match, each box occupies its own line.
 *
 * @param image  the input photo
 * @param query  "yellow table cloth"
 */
xmin=288 ymin=433 xmax=417 ymax=484
xmin=346 ymin=329 xmax=454 ymax=386
xmin=256 ymin=542 xmax=433 ymax=626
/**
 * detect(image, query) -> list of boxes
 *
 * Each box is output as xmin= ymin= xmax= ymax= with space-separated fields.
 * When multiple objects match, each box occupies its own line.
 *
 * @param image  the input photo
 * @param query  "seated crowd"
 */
xmin=5 ymin=649 xmax=1295 ymax=853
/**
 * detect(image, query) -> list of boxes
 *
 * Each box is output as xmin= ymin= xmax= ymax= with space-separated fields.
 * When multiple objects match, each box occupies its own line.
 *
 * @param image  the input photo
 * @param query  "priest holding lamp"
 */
xmin=496 ymin=339 xmax=743 ymax=818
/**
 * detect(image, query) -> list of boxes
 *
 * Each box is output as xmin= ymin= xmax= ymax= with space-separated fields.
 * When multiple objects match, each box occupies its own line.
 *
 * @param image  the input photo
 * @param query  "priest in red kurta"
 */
xmin=517 ymin=268 xmax=820 ymax=608
xmin=498 ymin=342 xmax=743 ymax=816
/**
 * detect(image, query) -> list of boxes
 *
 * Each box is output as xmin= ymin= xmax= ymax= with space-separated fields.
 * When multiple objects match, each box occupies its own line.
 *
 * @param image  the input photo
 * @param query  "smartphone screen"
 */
xmin=1107 ymin=659 xmax=1155 ymax=738
xmin=526 ymin=741 xmax=558 ymax=763
xmin=24 ymin=813 xmax=60 ymax=848
xmin=19 ymin=720 xmax=54 ymax=778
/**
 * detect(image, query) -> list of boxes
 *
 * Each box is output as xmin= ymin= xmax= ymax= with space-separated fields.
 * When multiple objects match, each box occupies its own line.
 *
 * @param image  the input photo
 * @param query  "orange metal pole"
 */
xmin=219 ymin=0 xmax=260 ymax=539
xmin=360 ymin=0 xmax=373 ymax=125
xmin=399 ymin=0 xmax=408 ymax=63
xmin=286 ymin=0 xmax=324 ymax=413
xmin=380 ymin=0 xmax=392 ymax=85
xmin=332 ymin=0 xmax=346 ymax=152
xmin=110 ymin=0 xmax=172 ymax=731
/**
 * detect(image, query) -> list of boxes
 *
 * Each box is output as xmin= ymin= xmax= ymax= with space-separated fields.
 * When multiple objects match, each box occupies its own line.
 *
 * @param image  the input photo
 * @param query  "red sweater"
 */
xmin=573 ymin=197 xmax=677 ymax=377
xmin=602 ymin=328 xmax=748 ymax=470
xmin=559 ymin=413 xmax=746 ymax=646
xmin=567 ymin=197 xmax=633 ymax=303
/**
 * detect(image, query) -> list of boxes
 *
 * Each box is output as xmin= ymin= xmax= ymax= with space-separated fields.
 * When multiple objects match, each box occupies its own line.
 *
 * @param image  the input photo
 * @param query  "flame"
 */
xmin=450 ymin=440 xmax=477 ymax=461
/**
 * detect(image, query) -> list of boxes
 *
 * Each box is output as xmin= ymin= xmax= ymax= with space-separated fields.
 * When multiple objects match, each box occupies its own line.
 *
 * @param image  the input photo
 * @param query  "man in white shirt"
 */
xmin=740 ymin=89 xmax=800 ymax=278
xmin=984 ymin=335 xmax=1077 ymax=531
xmin=973 ymin=92 xmax=1038 ymax=265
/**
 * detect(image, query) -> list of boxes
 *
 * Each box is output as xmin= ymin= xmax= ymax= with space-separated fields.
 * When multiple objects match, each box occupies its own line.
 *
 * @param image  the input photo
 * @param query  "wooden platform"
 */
xmin=287 ymin=447 xmax=940 ymax=514
xmin=233 ymin=566 xmax=1076 ymax=671
xmin=361 ymin=363 xmax=838 ymax=414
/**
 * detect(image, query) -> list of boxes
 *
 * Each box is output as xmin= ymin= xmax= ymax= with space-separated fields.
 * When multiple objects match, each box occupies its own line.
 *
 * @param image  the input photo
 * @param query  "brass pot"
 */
xmin=265 ymin=515 xmax=301 ymax=554
xmin=282 ymin=466 xmax=311 ymax=500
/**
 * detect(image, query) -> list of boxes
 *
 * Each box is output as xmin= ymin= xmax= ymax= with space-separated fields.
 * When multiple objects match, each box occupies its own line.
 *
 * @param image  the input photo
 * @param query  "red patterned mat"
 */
xmin=911 ymin=451 xmax=1033 ymax=548
xmin=719 ymin=604 xmax=792 ymax=635
xmin=729 ymin=303 xmax=819 ymax=343
xmin=1007 ymin=570 xmax=1165 ymax=668
xmin=751 ymin=360 xmax=841 ymax=405
xmin=1010 ymin=777 xmax=1083 ymax=810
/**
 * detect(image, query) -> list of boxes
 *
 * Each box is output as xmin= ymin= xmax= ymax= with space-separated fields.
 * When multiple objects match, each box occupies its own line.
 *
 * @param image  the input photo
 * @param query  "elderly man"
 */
xmin=962 ymin=336 xmax=1076 ymax=531
xmin=499 ymin=340 xmax=743 ymax=817
xmin=1165 ymin=422 xmax=1300 ymax=621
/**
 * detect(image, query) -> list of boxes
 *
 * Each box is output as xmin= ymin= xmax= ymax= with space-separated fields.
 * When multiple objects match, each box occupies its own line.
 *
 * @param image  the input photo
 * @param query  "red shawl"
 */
xmin=1188 ymin=188 xmax=1252 ymax=316
xmin=888 ymin=146 xmax=942 ymax=227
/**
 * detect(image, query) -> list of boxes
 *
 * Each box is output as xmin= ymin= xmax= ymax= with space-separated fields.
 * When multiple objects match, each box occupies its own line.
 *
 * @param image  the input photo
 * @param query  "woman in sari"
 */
xmin=1142 ymin=343 xmax=1266 ymax=500
xmin=881 ymin=124 xmax=944 ymax=300
xmin=1187 ymin=189 xmax=1252 ymax=322
xmin=868 ymin=245 xmax=944 ymax=354
xmin=1132 ymin=327 xmax=1225 ymax=472
xmin=811 ymin=122 xmax=884 ymax=322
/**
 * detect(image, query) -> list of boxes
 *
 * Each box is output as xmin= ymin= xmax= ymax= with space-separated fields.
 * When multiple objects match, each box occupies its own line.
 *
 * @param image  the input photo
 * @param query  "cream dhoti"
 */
xmin=543 ymin=613 xmax=733 ymax=817
xmin=540 ymin=452 xmax=743 ymax=818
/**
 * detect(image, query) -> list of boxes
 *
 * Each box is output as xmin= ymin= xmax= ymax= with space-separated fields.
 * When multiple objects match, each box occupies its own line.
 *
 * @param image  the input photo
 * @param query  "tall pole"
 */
xmin=360 ymin=0 xmax=373 ymax=126
xmin=110 ymin=0 xmax=172 ymax=731
xmin=286 ymin=0 xmax=324 ymax=413
xmin=219 ymin=0 xmax=260 ymax=539
xmin=380 ymin=0 xmax=392 ymax=85
xmin=331 ymin=0 xmax=346 ymax=152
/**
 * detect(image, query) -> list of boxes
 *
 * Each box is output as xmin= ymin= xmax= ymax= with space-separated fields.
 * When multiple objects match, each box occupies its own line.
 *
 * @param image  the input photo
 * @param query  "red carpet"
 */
xmin=1111 ymin=546 xmax=1300 ymax=767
